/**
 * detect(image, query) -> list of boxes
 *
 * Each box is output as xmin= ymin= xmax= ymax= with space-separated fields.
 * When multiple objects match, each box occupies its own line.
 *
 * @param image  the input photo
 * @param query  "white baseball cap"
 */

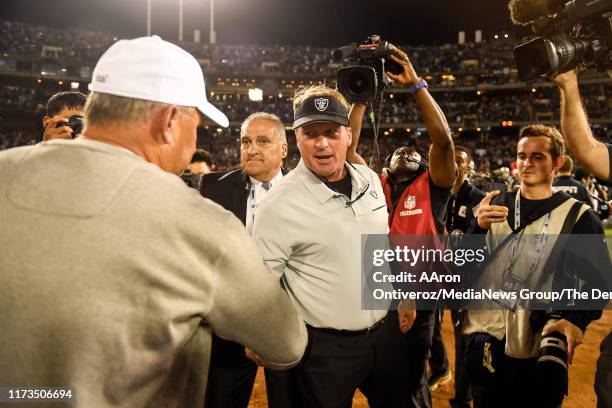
xmin=90 ymin=35 xmax=228 ymax=127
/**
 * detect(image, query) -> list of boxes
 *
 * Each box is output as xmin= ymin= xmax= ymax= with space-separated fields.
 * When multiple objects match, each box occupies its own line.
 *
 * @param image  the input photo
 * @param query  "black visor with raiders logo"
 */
xmin=293 ymin=96 xmax=349 ymax=129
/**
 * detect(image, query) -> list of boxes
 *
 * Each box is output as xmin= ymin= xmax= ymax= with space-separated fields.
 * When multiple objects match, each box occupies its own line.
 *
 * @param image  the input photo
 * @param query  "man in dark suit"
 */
xmin=200 ymin=111 xmax=289 ymax=408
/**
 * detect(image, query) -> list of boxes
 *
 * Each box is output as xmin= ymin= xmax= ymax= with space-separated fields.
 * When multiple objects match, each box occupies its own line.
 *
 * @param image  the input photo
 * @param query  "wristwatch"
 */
xmin=410 ymin=79 xmax=428 ymax=95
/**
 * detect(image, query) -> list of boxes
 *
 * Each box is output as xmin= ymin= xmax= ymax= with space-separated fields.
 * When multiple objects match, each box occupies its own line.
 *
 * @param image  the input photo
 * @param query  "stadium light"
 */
xmin=146 ymin=0 xmax=151 ymax=36
xmin=146 ymin=0 xmax=184 ymax=41
xmin=210 ymin=0 xmax=216 ymax=43
xmin=178 ymin=0 xmax=183 ymax=41
xmin=248 ymin=88 xmax=263 ymax=101
xmin=494 ymin=34 xmax=499 ymax=39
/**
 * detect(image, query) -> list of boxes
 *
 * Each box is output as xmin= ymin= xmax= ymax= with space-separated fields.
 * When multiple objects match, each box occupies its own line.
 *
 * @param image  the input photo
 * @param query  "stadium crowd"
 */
xmin=0 ymin=20 xmax=521 ymax=77
xmin=0 ymin=18 xmax=610 ymax=408
xmin=1 ymin=82 xmax=609 ymax=142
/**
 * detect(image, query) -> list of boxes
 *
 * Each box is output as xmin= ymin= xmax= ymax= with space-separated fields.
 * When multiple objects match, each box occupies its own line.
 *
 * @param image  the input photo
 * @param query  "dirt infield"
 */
xmin=248 ymin=310 xmax=611 ymax=408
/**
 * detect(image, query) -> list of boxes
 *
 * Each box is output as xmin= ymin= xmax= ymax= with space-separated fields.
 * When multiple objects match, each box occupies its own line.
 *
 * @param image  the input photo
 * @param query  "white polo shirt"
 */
xmin=253 ymin=160 xmax=389 ymax=330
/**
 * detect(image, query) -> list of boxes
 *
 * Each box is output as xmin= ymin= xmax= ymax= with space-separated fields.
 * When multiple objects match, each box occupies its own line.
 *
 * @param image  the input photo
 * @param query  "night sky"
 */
xmin=0 ymin=0 xmax=526 ymax=46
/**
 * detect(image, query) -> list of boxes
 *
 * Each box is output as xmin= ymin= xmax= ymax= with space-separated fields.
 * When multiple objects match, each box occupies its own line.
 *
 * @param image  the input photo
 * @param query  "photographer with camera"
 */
xmin=41 ymin=91 xmax=86 ymax=141
xmin=551 ymin=68 xmax=612 ymax=408
xmin=346 ymin=46 xmax=457 ymax=408
xmin=463 ymin=124 xmax=610 ymax=408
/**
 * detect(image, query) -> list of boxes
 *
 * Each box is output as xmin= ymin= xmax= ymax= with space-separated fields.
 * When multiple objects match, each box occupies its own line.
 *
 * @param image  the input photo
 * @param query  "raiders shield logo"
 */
xmin=404 ymin=195 xmax=416 ymax=210
xmin=314 ymin=97 xmax=329 ymax=112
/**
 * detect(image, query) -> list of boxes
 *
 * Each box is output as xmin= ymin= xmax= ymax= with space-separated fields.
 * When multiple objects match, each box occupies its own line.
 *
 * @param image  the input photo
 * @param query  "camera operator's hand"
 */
xmin=476 ymin=190 xmax=509 ymax=230
xmin=386 ymin=48 xmax=421 ymax=87
xmin=398 ymin=299 xmax=416 ymax=334
xmin=551 ymin=69 xmax=578 ymax=89
xmin=43 ymin=116 xmax=74 ymax=141
xmin=542 ymin=319 xmax=584 ymax=364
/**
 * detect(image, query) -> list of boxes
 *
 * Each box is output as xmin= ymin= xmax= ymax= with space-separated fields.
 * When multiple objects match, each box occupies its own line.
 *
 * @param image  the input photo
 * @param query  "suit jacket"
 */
xmin=200 ymin=169 xmax=250 ymax=225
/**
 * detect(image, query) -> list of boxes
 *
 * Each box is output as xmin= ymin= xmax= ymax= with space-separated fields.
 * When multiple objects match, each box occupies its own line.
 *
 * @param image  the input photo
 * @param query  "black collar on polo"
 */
xmin=293 ymin=95 xmax=349 ymax=129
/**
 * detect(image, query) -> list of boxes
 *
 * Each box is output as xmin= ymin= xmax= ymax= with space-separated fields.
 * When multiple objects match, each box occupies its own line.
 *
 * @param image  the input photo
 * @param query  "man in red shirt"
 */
xmin=347 ymin=46 xmax=456 ymax=407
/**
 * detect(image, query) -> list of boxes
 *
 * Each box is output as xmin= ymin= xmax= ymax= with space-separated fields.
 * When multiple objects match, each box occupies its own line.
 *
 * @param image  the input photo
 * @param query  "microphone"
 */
xmin=332 ymin=44 xmax=357 ymax=61
xmin=508 ymin=0 xmax=567 ymax=25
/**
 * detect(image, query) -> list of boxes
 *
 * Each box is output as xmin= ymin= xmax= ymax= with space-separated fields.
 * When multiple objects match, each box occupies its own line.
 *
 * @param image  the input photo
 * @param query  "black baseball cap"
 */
xmin=293 ymin=95 xmax=349 ymax=129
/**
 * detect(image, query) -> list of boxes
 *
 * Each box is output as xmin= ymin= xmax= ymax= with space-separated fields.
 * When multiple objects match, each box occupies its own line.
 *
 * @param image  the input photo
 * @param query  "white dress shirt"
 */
xmin=246 ymin=170 xmax=283 ymax=235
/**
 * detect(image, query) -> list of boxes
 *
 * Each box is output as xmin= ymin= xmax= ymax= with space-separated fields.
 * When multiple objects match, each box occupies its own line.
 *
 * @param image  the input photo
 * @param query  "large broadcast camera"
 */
xmin=332 ymin=35 xmax=404 ymax=102
xmin=509 ymin=0 xmax=612 ymax=82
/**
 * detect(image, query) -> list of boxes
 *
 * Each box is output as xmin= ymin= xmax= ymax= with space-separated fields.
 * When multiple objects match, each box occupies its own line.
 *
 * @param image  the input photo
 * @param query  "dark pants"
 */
xmin=295 ymin=311 xmax=412 ymax=408
xmin=205 ymin=333 xmax=257 ymax=408
xmin=595 ymin=330 xmax=612 ymax=408
xmin=466 ymin=340 xmax=562 ymax=408
xmin=404 ymin=309 xmax=436 ymax=408
xmin=429 ymin=309 xmax=449 ymax=377
xmin=450 ymin=310 xmax=472 ymax=408
xmin=264 ymin=368 xmax=302 ymax=408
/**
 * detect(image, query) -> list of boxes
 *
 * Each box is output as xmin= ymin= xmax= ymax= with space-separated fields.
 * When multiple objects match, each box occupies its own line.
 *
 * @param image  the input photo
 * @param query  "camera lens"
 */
xmin=348 ymin=71 xmax=371 ymax=96
xmin=555 ymin=37 xmax=591 ymax=72
xmin=535 ymin=331 xmax=569 ymax=405
xmin=514 ymin=37 xmax=555 ymax=81
xmin=337 ymin=66 xmax=377 ymax=103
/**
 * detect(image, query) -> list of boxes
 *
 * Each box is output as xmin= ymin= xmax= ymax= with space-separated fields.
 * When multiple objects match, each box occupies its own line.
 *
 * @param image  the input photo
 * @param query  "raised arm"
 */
xmin=386 ymin=48 xmax=456 ymax=188
xmin=346 ymin=103 xmax=368 ymax=165
xmin=552 ymin=70 xmax=610 ymax=182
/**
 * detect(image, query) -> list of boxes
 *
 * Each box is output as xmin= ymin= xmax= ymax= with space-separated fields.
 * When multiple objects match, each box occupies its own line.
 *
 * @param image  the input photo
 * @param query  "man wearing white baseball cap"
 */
xmin=0 ymin=36 xmax=306 ymax=408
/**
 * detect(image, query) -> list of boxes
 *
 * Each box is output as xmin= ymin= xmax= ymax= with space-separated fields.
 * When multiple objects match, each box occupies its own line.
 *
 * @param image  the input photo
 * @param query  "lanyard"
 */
xmin=514 ymin=192 xmax=520 ymax=230
xmin=449 ymin=196 xmax=457 ymax=230
xmin=506 ymin=193 xmax=552 ymax=282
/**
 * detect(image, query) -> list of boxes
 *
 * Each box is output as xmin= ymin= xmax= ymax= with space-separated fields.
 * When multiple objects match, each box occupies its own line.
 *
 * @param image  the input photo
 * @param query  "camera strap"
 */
xmin=486 ymin=192 xmax=573 ymax=309
xmin=505 ymin=192 xmax=554 ymax=283
xmin=530 ymin=200 xmax=583 ymax=308
xmin=487 ymin=192 xmax=569 ymax=261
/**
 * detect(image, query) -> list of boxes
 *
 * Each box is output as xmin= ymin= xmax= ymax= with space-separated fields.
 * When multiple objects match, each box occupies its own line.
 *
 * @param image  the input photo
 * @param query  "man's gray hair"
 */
xmin=85 ymin=92 xmax=181 ymax=127
xmin=240 ymin=112 xmax=286 ymax=142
